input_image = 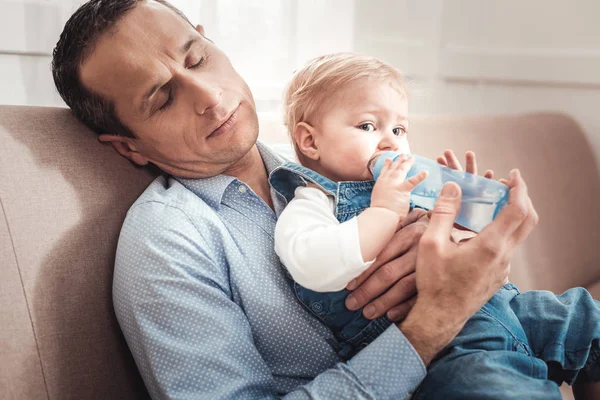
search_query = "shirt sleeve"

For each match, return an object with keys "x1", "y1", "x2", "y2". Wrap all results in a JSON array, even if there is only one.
[
  {"x1": 113, "y1": 200, "x2": 425, "y2": 400},
  {"x1": 274, "y1": 186, "x2": 375, "y2": 292}
]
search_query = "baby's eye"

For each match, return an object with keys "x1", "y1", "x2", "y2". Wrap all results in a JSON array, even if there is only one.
[
  {"x1": 393, "y1": 127, "x2": 406, "y2": 136},
  {"x1": 358, "y1": 123, "x2": 375, "y2": 132}
]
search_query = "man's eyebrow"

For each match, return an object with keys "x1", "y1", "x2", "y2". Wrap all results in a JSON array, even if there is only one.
[
  {"x1": 181, "y1": 36, "x2": 200, "y2": 54},
  {"x1": 139, "y1": 36, "x2": 201, "y2": 115}
]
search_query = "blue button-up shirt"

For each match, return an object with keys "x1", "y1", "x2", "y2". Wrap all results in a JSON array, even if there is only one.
[{"x1": 113, "y1": 142, "x2": 426, "y2": 399}]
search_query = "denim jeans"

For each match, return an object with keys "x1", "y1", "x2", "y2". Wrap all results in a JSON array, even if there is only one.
[{"x1": 414, "y1": 284, "x2": 600, "y2": 399}]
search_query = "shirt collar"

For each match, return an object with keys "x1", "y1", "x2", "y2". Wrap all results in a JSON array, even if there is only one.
[
  {"x1": 175, "y1": 141, "x2": 286, "y2": 210},
  {"x1": 257, "y1": 140, "x2": 286, "y2": 174}
]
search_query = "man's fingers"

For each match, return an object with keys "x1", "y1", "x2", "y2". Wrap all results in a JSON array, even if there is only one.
[
  {"x1": 398, "y1": 208, "x2": 428, "y2": 229},
  {"x1": 362, "y1": 273, "x2": 417, "y2": 320},
  {"x1": 511, "y1": 191, "x2": 539, "y2": 247},
  {"x1": 421, "y1": 182, "x2": 462, "y2": 245},
  {"x1": 444, "y1": 149, "x2": 463, "y2": 171},
  {"x1": 465, "y1": 151, "x2": 477, "y2": 175},
  {"x1": 346, "y1": 216, "x2": 425, "y2": 291},
  {"x1": 376, "y1": 221, "x2": 425, "y2": 266},
  {"x1": 437, "y1": 156, "x2": 448, "y2": 166},
  {"x1": 484, "y1": 170, "x2": 494, "y2": 179},
  {"x1": 387, "y1": 295, "x2": 417, "y2": 322},
  {"x1": 346, "y1": 263, "x2": 379, "y2": 291},
  {"x1": 346, "y1": 249, "x2": 417, "y2": 310},
  {"x1": 476, "y1": 169, "x2": 530, "y2": 252}
]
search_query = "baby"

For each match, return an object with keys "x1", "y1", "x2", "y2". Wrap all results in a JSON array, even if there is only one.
[{"x1": 268, "y1": 53, "x2": 600, "y2": 398}]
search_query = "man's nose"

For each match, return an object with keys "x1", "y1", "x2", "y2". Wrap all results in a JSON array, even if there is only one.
[{"x1": 185, "y1": 75, "x2": 222, "y2": 115}]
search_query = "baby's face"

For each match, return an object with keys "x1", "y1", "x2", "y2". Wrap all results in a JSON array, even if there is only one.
[{"x1": 312, "y1": 78, "x2": 410, "y2": 182}]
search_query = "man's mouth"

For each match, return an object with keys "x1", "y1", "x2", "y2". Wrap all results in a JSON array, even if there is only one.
[{"x1": 208, "y1": 105, "x2": 240, "y2": 139}]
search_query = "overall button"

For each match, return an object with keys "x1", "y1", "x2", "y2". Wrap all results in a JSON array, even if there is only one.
[{"x1": 238, "y1": 185, "x2": 247, "y2": 193}]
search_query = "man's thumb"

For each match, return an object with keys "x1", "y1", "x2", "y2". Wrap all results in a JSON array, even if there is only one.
[{"x1": 426, "y1": 183, "x2": 462, "y2": 242}]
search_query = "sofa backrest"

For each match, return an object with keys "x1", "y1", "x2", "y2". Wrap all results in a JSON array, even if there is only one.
[{"x1": 0, "y1": 106, "x2": 153, "y2": 399}]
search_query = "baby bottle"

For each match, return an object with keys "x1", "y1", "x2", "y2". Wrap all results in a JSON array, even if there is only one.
[{"x1": 369, "y1": 151, "x2": 509, "y2": 232}]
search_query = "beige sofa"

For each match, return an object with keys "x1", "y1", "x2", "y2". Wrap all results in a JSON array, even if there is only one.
[{"x1": 1, "y1": 106, "x2": 599, "y2": 399}]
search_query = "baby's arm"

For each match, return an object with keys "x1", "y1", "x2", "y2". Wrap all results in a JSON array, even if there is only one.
[
  {"x1": 358, "y1": 156, "x2": 428, "y2": 261},
  {"x1": 275, "y1": 187, "x2": 375, "y2": 292},
  {"x1": 274, "y1": 157, "x2": 426, "y2": 292}
]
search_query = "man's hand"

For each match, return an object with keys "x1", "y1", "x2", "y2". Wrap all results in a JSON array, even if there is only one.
[
  {"x1": 345, "y1": 208, "x2": 429, "y2": 322},
  {"x1": 399, "y1": 169, "x2": 539, "y2": 365}
]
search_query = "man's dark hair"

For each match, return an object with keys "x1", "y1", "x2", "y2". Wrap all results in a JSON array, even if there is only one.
[{"x1": 52, "y1": 0, "x2": 192, "y2": 138}]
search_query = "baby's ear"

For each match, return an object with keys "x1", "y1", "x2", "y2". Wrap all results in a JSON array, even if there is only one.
[{"x1": 293, "y1": 122, "x2": 320, "y2": 161}]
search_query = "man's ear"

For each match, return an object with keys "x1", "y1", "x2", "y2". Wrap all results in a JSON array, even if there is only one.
[
  {"x1": 98, "y1": 134, "x2": 149, "y2": 166},
  {"x1": 196, "y1": 24, "x2": 214, "y2": 43},
  {"x1": 293, "y1": 122, "x2": 320, "y2": 161},
  {"x1": 196, "y1": 25, "x2": 214, "y2": 43}
]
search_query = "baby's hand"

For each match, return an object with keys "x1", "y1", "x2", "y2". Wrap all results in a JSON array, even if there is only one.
[
  {"x1": 371, "y1": 155, "x2": 428, "y2": 219},
  {"x1": 437, "y1": 149, "x2": 494, "y2": 179}
]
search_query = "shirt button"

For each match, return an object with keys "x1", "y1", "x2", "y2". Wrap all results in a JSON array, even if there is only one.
[{"x1": 238, "y1": 185, "x2": 247, "y2": 193}]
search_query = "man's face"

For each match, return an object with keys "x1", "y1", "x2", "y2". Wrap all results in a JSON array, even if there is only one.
[{"x1": 80, "y1": 1, "x2": 259, "y2": 178}]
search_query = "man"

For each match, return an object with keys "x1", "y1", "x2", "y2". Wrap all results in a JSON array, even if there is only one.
[{"x1": 52, "y1": 1, "x2": 538, "y2": 398}]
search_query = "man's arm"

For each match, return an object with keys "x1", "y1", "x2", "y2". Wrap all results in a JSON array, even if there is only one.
[{"x1": 114, "y1": 201, "x2": 426, "y2": 399}]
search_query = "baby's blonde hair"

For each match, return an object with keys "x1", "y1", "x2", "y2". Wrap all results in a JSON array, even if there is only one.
[{"x1": 283, "y1": 52, "x2": 407, "y2": 157}]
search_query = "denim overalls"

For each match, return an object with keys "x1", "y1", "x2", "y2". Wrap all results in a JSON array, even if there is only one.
[{"x1": 269, "y1": 161, "x2": 400, "y2": 359}]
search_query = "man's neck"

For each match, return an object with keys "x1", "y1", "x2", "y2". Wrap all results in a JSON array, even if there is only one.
[{"x1": 224, "y1": 144, "x2": 274, "y2": 210}]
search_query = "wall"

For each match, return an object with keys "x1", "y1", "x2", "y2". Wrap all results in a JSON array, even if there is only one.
[{"x1": 0, "y1": 0, "x2": 80, "y2": 106}]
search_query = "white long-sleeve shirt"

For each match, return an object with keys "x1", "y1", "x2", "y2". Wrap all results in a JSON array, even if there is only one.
[{"x1": 275, "y1": 186, "x2": 375, "y2": 292}]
